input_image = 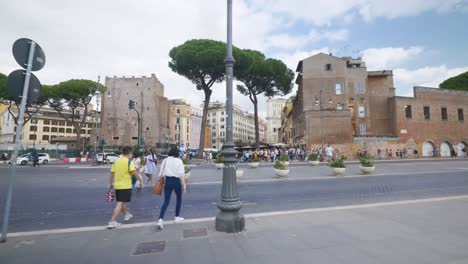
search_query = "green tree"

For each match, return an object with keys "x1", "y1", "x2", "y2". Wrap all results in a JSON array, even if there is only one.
[
  {"x1": 0, "y1": 72, "x2": 50, "y2": 136},
  {"x1": 236, "y1": 49, "x2": 294, "y2": 146},
  {"x1": 169, "y1": 39, "x2": 231, "y2": 157},
  {"x1": 439, "y1": 71, "x2": 468, "y2": 91},
  {"x1": 46, "y1": 79, "x2": 106, "y2": 149}
]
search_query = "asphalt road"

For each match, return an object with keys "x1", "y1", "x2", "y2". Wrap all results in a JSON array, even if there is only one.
[{"x1": 0, "y1": 159, "x2": 467, "y2": 233}]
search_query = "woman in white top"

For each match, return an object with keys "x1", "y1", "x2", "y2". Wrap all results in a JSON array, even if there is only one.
[
  {"x1": 157, "y1": 147, "x2": 186, "y2": 229},
  {"x1": 144, "y1": 149, "x2": 157, "y2": 184}
]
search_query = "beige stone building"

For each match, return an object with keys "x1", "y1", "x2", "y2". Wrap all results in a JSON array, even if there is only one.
[
  {"x1": 207, "y1": 101, "x2": 265, "y2": 150},
  {"x1": 0, "y1": 105, "x2": 97, "y2": 149},
  {"x1": 266, "y1": 98, "x2": 286, "y2": 143},
  {"x1": 169, "y1": 99, "x2": 192, "y2": 149},
  {"x1": 100, "y1": 74, "x2": 170, "y2": 147}
]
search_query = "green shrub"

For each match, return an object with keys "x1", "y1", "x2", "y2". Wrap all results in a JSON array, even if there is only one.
[
  {"x1": 214, "y1": 156, "x2": 224, "y2": 164},
  {"x1": 359, "y1": 155, "x2": 374, "y2": 167},
  {"x1": 309, "y1": 153, "x2": 319, "y2": 161},
  {"x1": 274, "y1": 160, "x2": 287, "y2": 170},
  {"x1": 329, "y1": 156, "x2": 346, "y2": 168},
  {"x1": 279, "y1": 154, "x2": 289, "y2": 162}
]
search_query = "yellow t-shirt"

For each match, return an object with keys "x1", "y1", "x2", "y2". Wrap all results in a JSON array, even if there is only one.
[{"x1": 111, "y1": 156, "x2": 136, "y2": 190}]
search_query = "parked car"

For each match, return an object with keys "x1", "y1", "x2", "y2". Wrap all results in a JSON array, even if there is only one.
[
  {"x1": 104, "y1": 153, "x2": 119, "y2": 164},
  {"x1": 9, "y1": 153, "x2": 50, "y2": 165}
]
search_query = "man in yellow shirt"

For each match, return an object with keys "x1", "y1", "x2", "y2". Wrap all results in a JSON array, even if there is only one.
[{"x1": 107, "y1": 146, "x2": 143, "y2": 229}]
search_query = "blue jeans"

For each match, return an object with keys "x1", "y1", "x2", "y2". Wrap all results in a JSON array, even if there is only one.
[{"x1": 158, "y1": 176, "x2": 182, "y2": 219}]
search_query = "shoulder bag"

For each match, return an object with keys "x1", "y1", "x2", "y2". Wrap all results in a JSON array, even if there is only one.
[{"x1": 152, "y1": 159, "x2": 166, "y2": 195}]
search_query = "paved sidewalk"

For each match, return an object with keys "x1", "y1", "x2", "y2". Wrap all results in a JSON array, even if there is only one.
[{"x1": 2, "y1": 196, "x2": 468, "y2": 264}]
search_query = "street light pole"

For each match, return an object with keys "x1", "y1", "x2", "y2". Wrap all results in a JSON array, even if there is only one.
[{"x1": 215, "y1": 0, "x2": 245, "y2": 233}]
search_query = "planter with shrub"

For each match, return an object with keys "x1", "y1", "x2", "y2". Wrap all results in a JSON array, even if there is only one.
[
  {"x1": 214, "y1": 156, "x2": 224, "y2": 169},
  {"x1": 274, "y1": 160, "x2": 289, "y2": 178},
  {"x1": 329, "y1": 156, "x2": 346, "y2": 176},
  {"x1": 249, "y1": 157, "x2": 260, "y2": 168},
  {"x1": 359, "y1": 155, "x2": 375, "y2": 175},
  {"x1": 308, "y1": 153, "x2": 320, "y2": 166}
]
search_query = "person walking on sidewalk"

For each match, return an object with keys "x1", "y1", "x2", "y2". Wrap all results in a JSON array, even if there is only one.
[
  {"x1": 144, "y1": 149, "x2": 157, "y2": 184},
  {"x1": 107, "y1": 146, "x2": 143, "y2": 229},
  {"x1": 157, "y1": 147, "x2": 187, "y2": 229}
]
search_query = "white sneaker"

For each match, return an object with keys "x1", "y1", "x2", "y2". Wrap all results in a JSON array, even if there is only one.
[
  {"x1": 174, "y1": 217, "x2": 184, "y2": 223},
  {"x1": 157, "y1": 219, "x2": 164, "y2": 229},
  {"x1": 124, "y1": 213, "x2": 133, "y2": 221},
  {"x1": 107, "y1": 221, "x2": 121, "y2": 229}
]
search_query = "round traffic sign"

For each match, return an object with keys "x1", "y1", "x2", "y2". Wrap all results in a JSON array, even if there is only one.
[
  {"x1": 12, "y1": 38, "x2": 46, "y2": 71},
  {"x1": 6, "y1": 70, "x2": 42, "y2": 104}
]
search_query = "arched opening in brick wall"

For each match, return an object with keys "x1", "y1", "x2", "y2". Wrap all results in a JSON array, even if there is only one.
[
  {"x1": 440, "y1": 141, "x2": 454, "y2": 157},
  {"x1": 457, "y1": 141, "x2": 467, "y2": 157},
  {"x1": 422, "y1": 141, "x2": 435, "y2": 157}
]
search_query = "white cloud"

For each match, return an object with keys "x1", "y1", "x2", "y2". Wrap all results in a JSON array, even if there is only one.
[
  {"x1": 265, "y1": 29, "x2": 348, "y2": 50},
  {"x1": 361, "y1": 46, "x2": 424, "y2": 70},
  {"x1": 308, "y1": 29, "x2": 349, "y2": 42},
  {"x1": 394, "y1": 65, "x2": 468, "y2": 96},
  {"x1": 252, "y1": 0, "x2": 467, "y2": 25}
]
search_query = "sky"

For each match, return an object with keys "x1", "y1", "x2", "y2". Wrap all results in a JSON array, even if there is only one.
[{"x1": 1, "y1": 0, "x2": 467, "y2": 118}]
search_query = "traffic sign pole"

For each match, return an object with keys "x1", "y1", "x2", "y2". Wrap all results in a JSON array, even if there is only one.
[{"x1": 1, "y1": 41, "x2": 36, "y2": 243}]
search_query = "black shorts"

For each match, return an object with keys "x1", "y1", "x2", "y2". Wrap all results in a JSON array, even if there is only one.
[{"x1": 115, "y1": 189, "x2": 132, "y2": 202}]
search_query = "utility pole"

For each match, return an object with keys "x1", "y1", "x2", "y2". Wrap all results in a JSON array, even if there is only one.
[
  {"x1": 215, "y1": 0, "x2": 245, "y2": 233},
  {"x1": 93, "y1": 76, "x2": 100, "y2": 165}
]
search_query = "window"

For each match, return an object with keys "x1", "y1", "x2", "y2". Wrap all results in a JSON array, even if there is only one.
[
  {"x1": 66, "y1": 128, "x2": 72, "y2": 133},
  {"x1": 42, "y1": 135, "x2": 49, "y2": 140},
  {"x1": 43, "y1": 127, "x2": 50, "y2": 132},
  {"x1": 404, "y1": 105, "x2": 412, "y2": 118},
  {"x1": 52, "y1": 121, "x2": 58, "y2": 125},
  {"x1": 176, "y1": 109, "x2": 180, "y2": 114},
  {"x1": 176, "y1": 118, "x2": 180, "y2": 124},
  {"x1": 43, "y1": 120, "x2": 50, "y2": 125},
  {"x1": 51, "y1": 135, "x2": 57, "y2": 139},
  {"x1": 207, "y1": 120, "x2": 210, "y2": 124},
  {"x1": 273, "y1": 128, "x2": 276, "y2": 132},
  {"x1": 337, "y1": 104, "x2": 343, "y2": 110},
  {"x1": 359, "y1": 123, "x2": 366, "y2": 135},
  {"x1": 113, "y1": 136, "x2": 119, "y2": 140},
  {"x1": 187, "y1": 126, "x2": 189, "y2": 133},
  {"x1": 51, "y1": 127, "x2": 58, "y2": 132},
  {"x1": 212, "y1": 140, "x2": 216, "y2": 144},
  {"x1": 29, "y1": 135, "x2": 37, "y2": 140},
  {"x1": 424, "y1": 106, "x2": 430, "y2": 120},
  {"x1": 358, "y1": 105, "x2": 365, "y2": 118},
  {"x1": 132, "y1": 137, "x2": 138, "y2": 140},
  {"x1": 75, "y1": 110, "x2": 80, "y2": 115},
  {"x1": 325, "y1": 63, "x2": 332, "y2": 71},
  {"x1": 221, "y1": 118, "x2": 225, "y2": 122},
  {"x1": 67, "y1": 122, "x2": 72, "y2": 126},
  {"x1": 221, "y1": 112, "x2": 224, "y2": 115},
  {"x1": 59, "y1": 128, "x2": 65, "y2": 133},
  {"x1": 213, "y1": 113, "x2": 216, "y2": 116},
  {"x1": 59, "y1": 121, "x2": 65, "y2": 126},
  {"x1": 357, "y1": 82, "x2": 365, "y2": 95},
  {"x1": 458, "y1": 109, "x2": 464, "y2": 121},
  {"x1": 212, "y1": 119, "x2": 215, "y2": 123},
  {"x1": 30, "y1": 125, "x2": 37, "y2": 131},
  {"x1": 212, "y1": 132, "x2": 216, "y2": 137},
  {"x1": 441, "y1": 107, "x2": 448, "y2": 120},
  {"x1": 81, "y1": 129, "x2": 85, "y2": 134},
  {"x1": 220, "y1": 125, "x2": 225, "y2": 129},
  {"x1": 335, "y1": 83, "x2": 344, "y2": 95},
  {"x1": 73, "y1": 129, "x2": 76, "y2": 133}
]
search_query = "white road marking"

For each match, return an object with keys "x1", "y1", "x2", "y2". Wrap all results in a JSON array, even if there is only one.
[
  {"x1": 188, "y1": 168, "x2": 468, "y2": 185},
  {"x1": 7, "y1": 194, "x2": 468, "y2": 238}
]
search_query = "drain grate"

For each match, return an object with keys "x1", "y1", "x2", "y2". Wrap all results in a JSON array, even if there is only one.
[
  {"x1": 183, "y1": 228, "x2": 208, "y2": 239},
  {"x1": 133, "y1": 241, "x2": 166, "y2": 255}
]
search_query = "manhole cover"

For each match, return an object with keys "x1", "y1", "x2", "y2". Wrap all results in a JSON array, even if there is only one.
[
  {"x1": 132, "y1": 241, "x2": 166, "y2": 256},
  {"x1": 183, "y1": 228, "x2": 208, "y2": 239}
]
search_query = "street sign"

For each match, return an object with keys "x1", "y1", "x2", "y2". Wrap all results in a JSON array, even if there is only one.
[
  {"x1": 12, "y1": 38, "x2": 46, "y2": 71},
  {"x1": 6, "y1": 70, "x2": 41, "y2": 104}
]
